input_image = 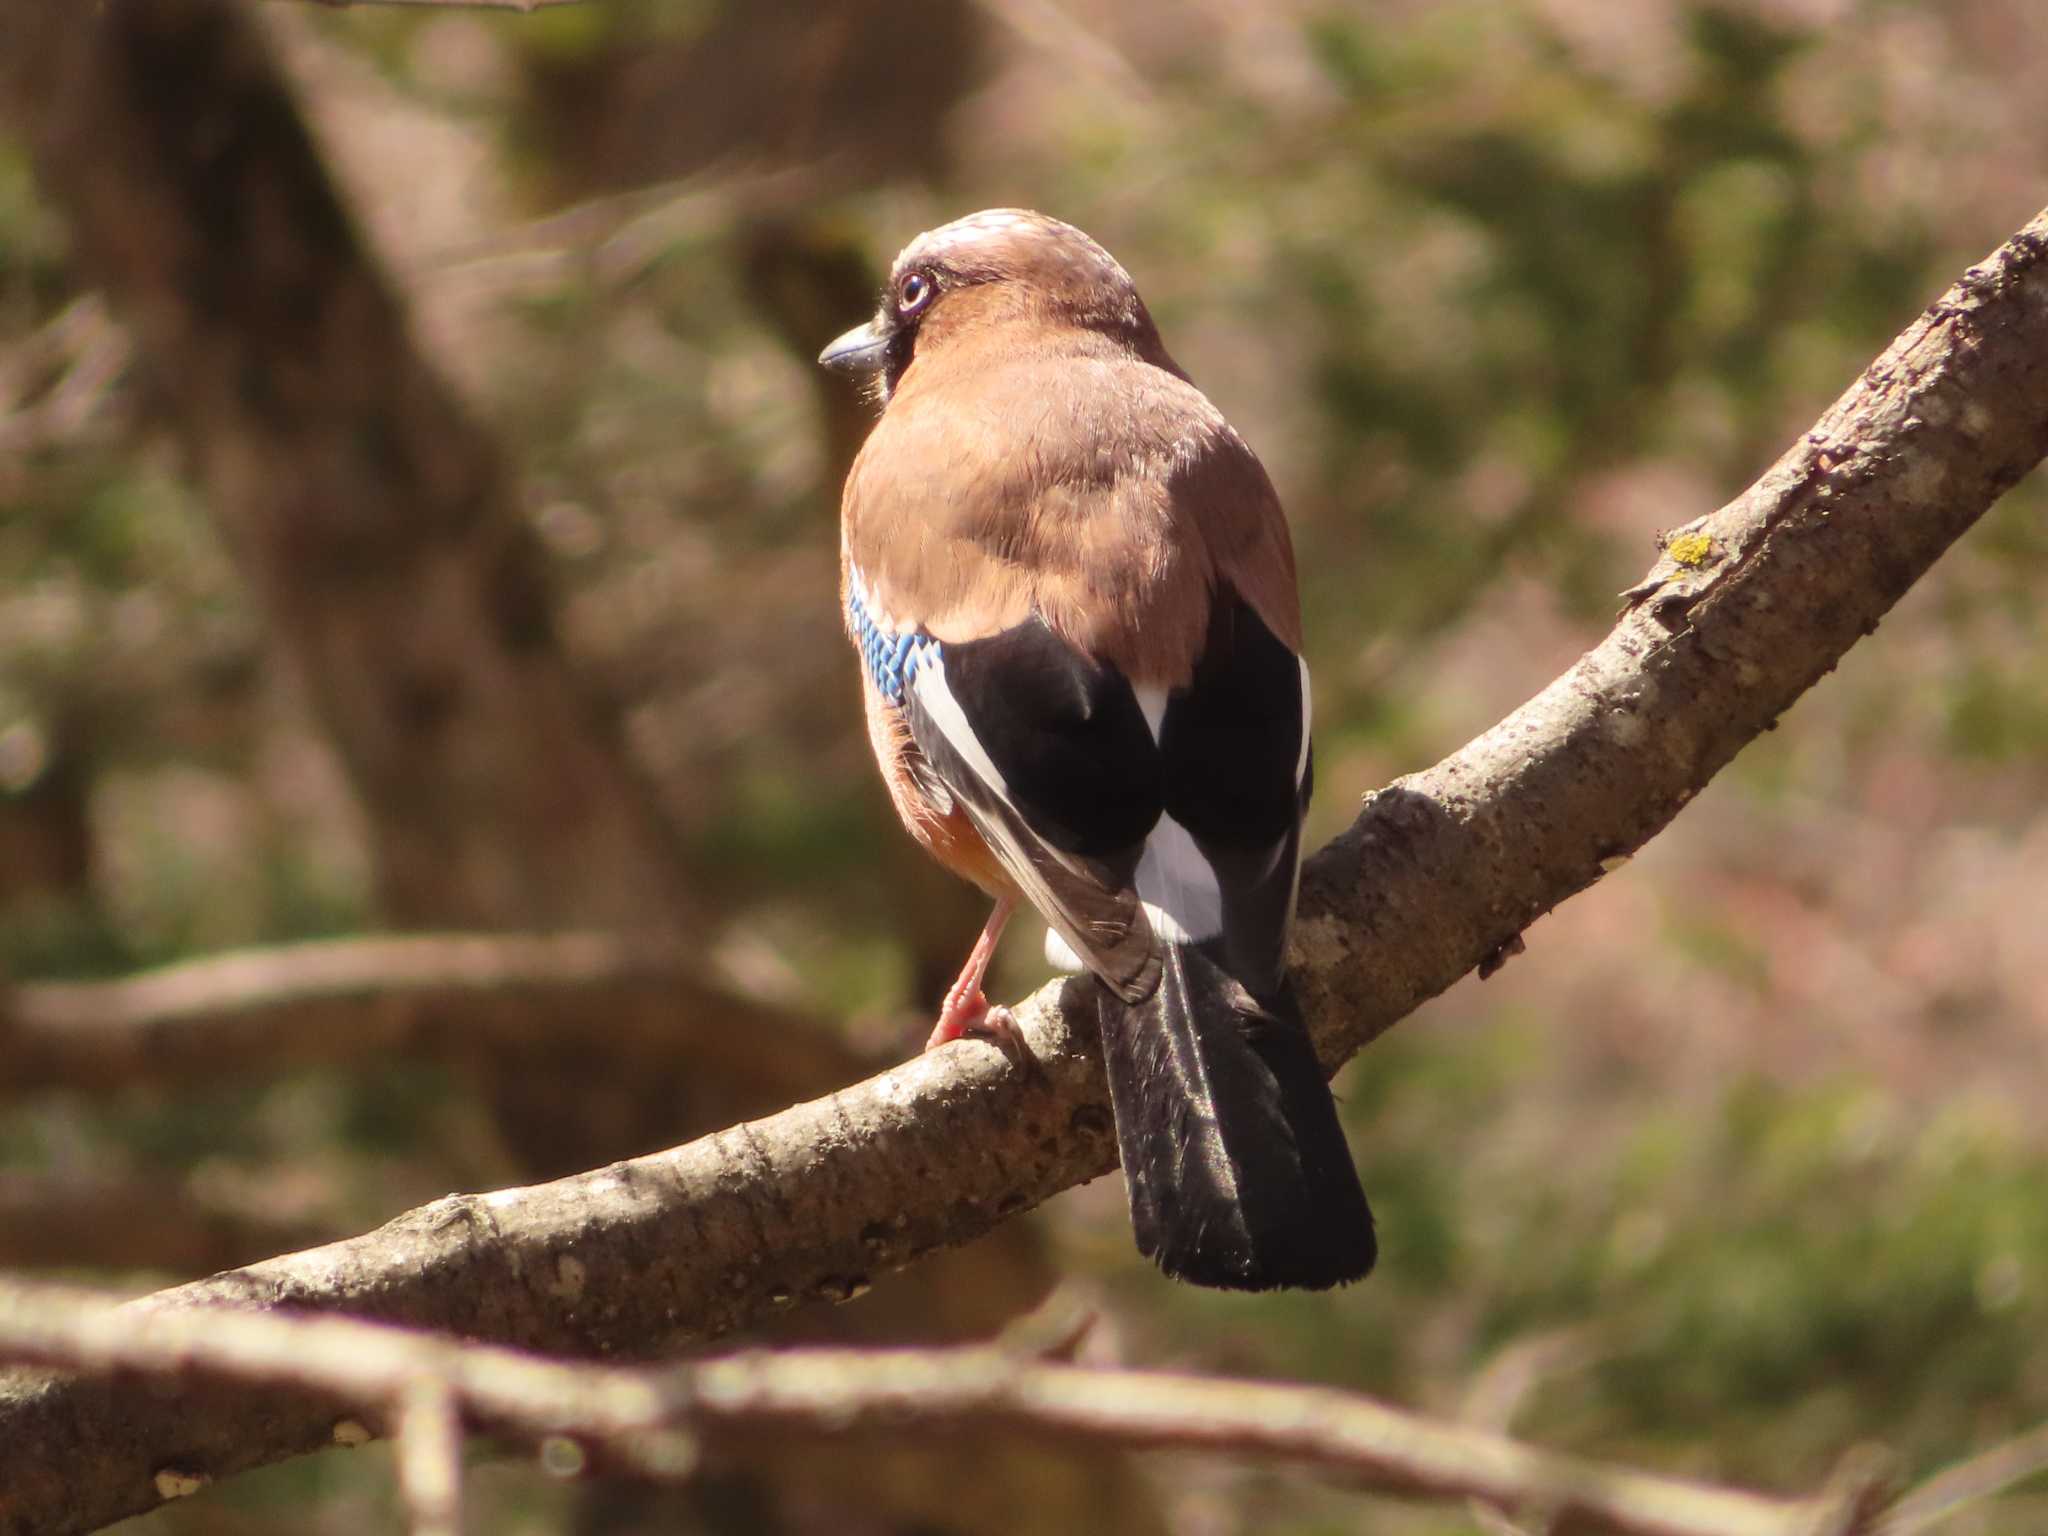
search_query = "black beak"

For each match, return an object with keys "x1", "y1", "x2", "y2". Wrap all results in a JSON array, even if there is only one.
[{"x1": 818, "y1": 318, "x2": 893, "y2": 375}]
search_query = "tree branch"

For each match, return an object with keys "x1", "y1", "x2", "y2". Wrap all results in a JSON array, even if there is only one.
[
  {"x1": 294, "y1": 0, "x2": 584, "y2": 10},
  {"x1": 1, "y1": 204, "x2": 2044, "y2": 1536},
  {"x1": 0, "y1": 932, "x2": 862, "y2": 1101},
  {"x1": 0, "y1": 1279, "x2": 1892, "y2": 1536},
  {"x1": 1877, "y1": 1423, "x2": 2048, "y2": 1536}
]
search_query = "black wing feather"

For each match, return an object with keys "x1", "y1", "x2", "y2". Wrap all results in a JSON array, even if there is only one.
[
  {"x1": 1156, "y1": 597, "x2": 1306, "y2": 993},
  {"x1": 901, "y1": 616, "x2": 1163, "y2": 999},
  {"x1": 934, "y1": 620, "x2": 1161, "y2": 856},
  {"x1": 896, "y1": 596, "x2": 1374, "y2": 1291}
]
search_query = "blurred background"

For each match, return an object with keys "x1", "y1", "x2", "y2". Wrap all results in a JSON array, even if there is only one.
[{"x1": 2, "y1": 0, "x2": 2045, "y2": 1532}]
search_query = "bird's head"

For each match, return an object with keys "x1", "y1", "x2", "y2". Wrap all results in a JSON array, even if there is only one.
[{"x1": 817, "y1": 209, "x2": 1167, "y2": 402}]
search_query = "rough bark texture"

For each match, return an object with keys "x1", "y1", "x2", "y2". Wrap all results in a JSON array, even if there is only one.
[
  {"x1": 1, "y1": 202, "x2": 2044, "y2": 1535},
  {"x1": 1, "y1": 0, "x2": 693, "y2": 934}
]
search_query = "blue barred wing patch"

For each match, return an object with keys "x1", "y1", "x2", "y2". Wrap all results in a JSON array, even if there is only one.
[{"x1": 847, "y1": 574, "x2": 939, "y2": 706}]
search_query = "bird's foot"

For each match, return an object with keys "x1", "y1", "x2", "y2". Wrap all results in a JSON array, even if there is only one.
[{"x1": 925, "y1": 992, "x2": 1031, "y2": 1068}]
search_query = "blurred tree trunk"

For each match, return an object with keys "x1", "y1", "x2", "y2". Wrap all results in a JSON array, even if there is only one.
[{"x1": 6, "y1": 0, "x2": 695, "y2": 939}]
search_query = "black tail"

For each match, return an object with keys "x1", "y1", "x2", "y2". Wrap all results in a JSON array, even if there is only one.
[{"x1": 1098, "y1": 943, "x2": 1376, "y2": 1290}]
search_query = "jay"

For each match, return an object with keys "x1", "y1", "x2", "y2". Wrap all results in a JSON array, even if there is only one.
[{"x1": 819, "y1": 210, "x2": 1375, "y2": 1292}]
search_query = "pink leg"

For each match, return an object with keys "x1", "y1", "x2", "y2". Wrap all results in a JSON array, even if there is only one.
[{"x1": 925, "y1": 895, "x2": 1029, "y2": 1064}]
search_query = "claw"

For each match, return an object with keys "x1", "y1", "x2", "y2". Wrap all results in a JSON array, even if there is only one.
[
  {"x1": 919, "y1": 894, "x2": 1030, "y2": 1066},
  {"x1": 928, "y1": 999, "x2": 1030, "y2": 1068}
]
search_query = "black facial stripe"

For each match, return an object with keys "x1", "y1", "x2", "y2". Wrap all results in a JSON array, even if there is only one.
[{"x1": 880, "y1": 317, "x2": 917, "y2": 397}]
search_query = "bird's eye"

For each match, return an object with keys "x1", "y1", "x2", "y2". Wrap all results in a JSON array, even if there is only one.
[{"x1": 897, "y1": 270, "x2": 935, "y2": 316}]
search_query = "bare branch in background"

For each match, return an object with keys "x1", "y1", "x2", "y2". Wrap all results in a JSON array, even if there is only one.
[
  {"x1": 965, "y1": 0, "x2": 1156, "y2": 104},
  {"x1": 1877, "y1": 1424, "x2": 2048, "y2": 1536},
  {"x1": 1461, "y1": 1327, "x2": 1612, "y2": 1536},
  {"x1": 0, "y1": 931, "x2": 862, "y2": 1101},
  {"x1": 393, "y1": 1378, "x2": 465, "y2": 1536},
  {"x1": 0, "y1": 294, "x2": 130, "y2": 455},
  {"x1": 0, "y1": 296, "x2": 115, "y2": 412},
  {"x1": 0, "y1": 200, "x2": 2043, "y2": 1536},
  {"x1": 423, "y1": 165, "x2": 834, "y2": 296},
  {"x1": 292, "y1": 0, "x2": 587, "y2": 11},
  {"x1": 0, "y1": 1279, "x2": 1902, "y2": 1536}
]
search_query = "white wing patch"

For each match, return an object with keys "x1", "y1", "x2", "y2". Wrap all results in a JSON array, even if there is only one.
[
  {"x1": 904, "y1": 629, "x2": 1289, "y2": 973},
  {"x1": 1296, "y1": 654, "x2": 1313, "y2": 787},
  {"x1": 1044, "y1": 926, "x2": 1085, "y2": 972},
  {"x1": 1124, "y1": 687, "x2": 1226, "y2": 943},
  {"x1": 1134, "y1": 812, "x2": 1224, "y2": 945},
  {"x1": 909, "y1": 652, "x2": 1010, "y2": 796},
  {"x1": 1133, "y1": 684, "x2": 1170, "y2": 744},
  {"x1": 1278, "y1": 653, "x2": 1311, "y2": 940},
  {"x1": 913, "y1": 648, "x2": 1144, "y2": 980}
]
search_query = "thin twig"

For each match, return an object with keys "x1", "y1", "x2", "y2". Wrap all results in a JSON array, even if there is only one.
[
  {"x1": 0, "y1": 295, "x2": 108, "y2": 409},
  {"x1": 395, "y1": 1379, "x2": 465, "y2": 1536},
  {"x1": 0, "y1": 294, "x2": 130, "y2": 454},
  {"x1": 1877, "y1": 1424, "x2": 2048, "y2": 1535},
  {"x1": 291, "y1": 0, "x2": 584, "y2": 10},
  {"x1": 3, "y1": 930, "x2": 861, "y2": 1098},
  {"x1": 16, "y1": 931, "x2": 693, "y2": 1031},
  {"x1": 967, "y1": 0, "x2": 1157, "y2": 103},
  {"x1": 0, "y1": 1279, "x2": 1863, "y2": 1536},
  {"x1": 1799, "y1": 1446, "x2": 1898, "y2": 1536},
  {"x1": 1462, "y1": 1328, "x2": 1611, "y2": 1536},
  {"x1": 420, "y1": 162, "x2": 831, "y2": 296}
]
